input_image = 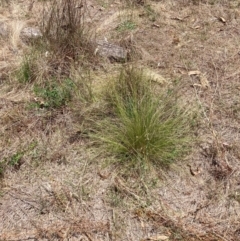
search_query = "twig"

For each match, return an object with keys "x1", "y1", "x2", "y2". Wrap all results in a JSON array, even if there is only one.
[{"x1": 114, "y1": 177, "x2": 141, "y2": 201}]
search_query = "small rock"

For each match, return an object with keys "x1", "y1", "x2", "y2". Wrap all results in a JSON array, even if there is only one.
[
  {"x1": 95, "y1": 39, "x2": 128, "y2": 62},
  {"x1": 20, "y1": 27, "x2": 42, "y2": 43},
  {"x1": 0, "y1": 22, "x2": 9, "y2": 38}
]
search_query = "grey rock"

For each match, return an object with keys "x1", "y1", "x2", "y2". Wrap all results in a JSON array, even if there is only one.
[
  {"x1": 0, "y1": 22, "x2": 9, "y2": 38},
  {"x1": 95, "y1": 39, "x2": 128, "y2": 62},
  {"x1": 20, "y1": 27, "x2": 42, "y2": 42}
]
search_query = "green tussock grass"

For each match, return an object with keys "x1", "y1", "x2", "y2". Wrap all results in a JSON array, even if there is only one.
[{"x1": 95, "y1": 67, "x2": 197, "y2": 170}]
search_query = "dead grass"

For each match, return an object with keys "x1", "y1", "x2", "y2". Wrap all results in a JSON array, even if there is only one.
[
  {"x1": 40, "y1": 0, "x2": 97, "y2": 71},
  {"x1": 0, "y1": 0, "x2": 240, "y2": 240}
]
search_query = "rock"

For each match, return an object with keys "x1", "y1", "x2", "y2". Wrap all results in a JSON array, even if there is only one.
[
  {"x1": 0, "y1": 22, "x2": 9, "y2": 38},
  {"x1": 20, "y1": 27, "x2": 42, "y2": 43},
  {"x1": 95, "y1": 39, "x2": 128, "y2": 62}
]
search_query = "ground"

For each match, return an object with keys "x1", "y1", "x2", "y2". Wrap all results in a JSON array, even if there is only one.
[{"x1": 0, "y1": 0, "x2": 240, "y2": 240}]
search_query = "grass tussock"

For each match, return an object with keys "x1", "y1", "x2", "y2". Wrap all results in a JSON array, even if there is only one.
[
  {"x1": 41, "y1": 0, "x2": 96, "y2": 70},
  {"x1": 96, "y1": 67, "x2": 197, "y2": 169},
  {"x1": 13, "y1": 0, "x2": 97, "y2": 110},
  {"x1": 15, "y1": 0, "x2": 96, "y2": 84},
  {"x1": 15, "y1": 51, "x2": 46, "y2": 84}
]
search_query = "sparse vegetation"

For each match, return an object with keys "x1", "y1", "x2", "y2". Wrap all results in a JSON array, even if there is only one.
[
  {"x1": 33, "y1": 78, "x2": 75, "y2": 109},
  {"x1": 15, "y1": 0, "x2": 96, "y2": 86},
  {"x1": 0, "y1": 142, "x2": 37, "y2": 177},
  {"x1": 116, "y1": 20, "x2": 137, "y2": 32}
]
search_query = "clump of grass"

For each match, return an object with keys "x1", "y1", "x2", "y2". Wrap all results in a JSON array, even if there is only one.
[
  {"x1": 97, "y1": 67, "x2": 196, "y2": 169},
  {"x1": 16, "y1": 0, "x2": 96, "y2": 85},
  {"x1": 41, "y1": 0, "x2": 96, "y2": 71},
  {"x1": 15, "y1": 46, "x2": 62, "y2": 86},
  {"x1": 15, "y1": 54, "x2": 36, "y2": 83},
  {"x1": 16, "y1": 57, "x2": 32, "y2": 83}
]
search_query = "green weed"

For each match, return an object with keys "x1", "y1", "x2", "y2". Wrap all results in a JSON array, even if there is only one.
[
  {"x1": 117, "y1": 20, "x2": 137, "y2": 32},
  {"x1": 9, "y1": 152, "x2": 24, "y2": 167},
  {"x1": 0, "y1": 142, "x2": 37, "y2": 176},
  {"x1": 34, "y1": 78, "x2": 75, "y2": 109},
  {"x1": 0, "y1": 162, "x2": 5, "y2": 177}
]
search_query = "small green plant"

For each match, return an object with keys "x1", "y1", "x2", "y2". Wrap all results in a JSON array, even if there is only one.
[
  {"x1": 96, "y1": 67, "x2": 196, "y2": 170},
  {"x1": 116, "y1": 20, "x2": 137, "y2": 32},
  {"x1": 0, "y1": 142, "x2": 37, "y2": 177},
  {"x1": 81, "y1": 186, "x2": 91, "y2": 201},
  {"x1": 96, "y1": 0, "x2": 110, "y2": 8},
  {"x1": 229, "y1": 192, "x2": 240, "y2": 203},
  {"x1": 123, "y1": 0, "x2": 145, "y2": 7},
  {"x1": 34, "y1": 78, "x2": 75, "y2": 108},
  {"x1": 1, "y1": 152, "x2": 24, "y2": 174},
  {"x1": 9, "y1": 152, "x2": 24, "y2": 167}
]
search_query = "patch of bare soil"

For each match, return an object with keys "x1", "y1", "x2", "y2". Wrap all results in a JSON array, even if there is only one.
[{"x1": 0, "y1": 0, "x2": 240, "y2": 240}]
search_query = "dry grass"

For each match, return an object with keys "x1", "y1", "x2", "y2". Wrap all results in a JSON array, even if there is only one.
[
  {"x1": 0, "y1": 0, "x2": 240, "y2": 240},
  {"x1": 40, "y1": 0, "x2": 97, "y2": 71}
]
